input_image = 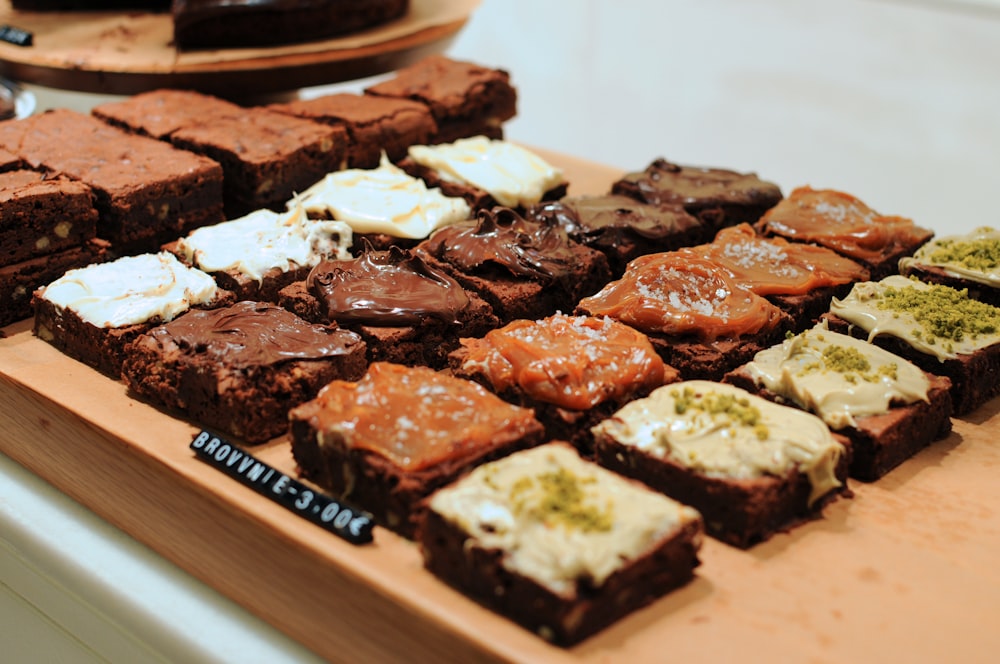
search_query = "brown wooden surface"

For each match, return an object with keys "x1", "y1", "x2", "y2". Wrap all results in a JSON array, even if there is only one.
[
  {"x1": 0, "y1": 0, "x2": 478, "y2": 96},
  {"x1": 2, "y1": 152, "x2": 1000, "y2": 663}
]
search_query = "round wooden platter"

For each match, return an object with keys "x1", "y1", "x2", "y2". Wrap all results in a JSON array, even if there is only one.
[{"x1": 0, "y1": 0, "x2": 478, "y2": 97}]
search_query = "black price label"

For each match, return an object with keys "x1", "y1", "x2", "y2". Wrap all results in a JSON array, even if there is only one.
[
  {"x1": 0, "y1": 25, "x2": 33, "y2": 47},
  {"x1": 190, "y1": 430, "x2": 374, "y2": 545}
]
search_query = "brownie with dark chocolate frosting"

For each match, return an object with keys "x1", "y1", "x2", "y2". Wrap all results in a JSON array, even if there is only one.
[
  {"x1": 121, "y1": 301, "x2": 367, "y2": 444},
  {"x1": 527, "y1": 194, "x2": 711, "y2": 277},
  {"x1": 612, "y1": 158, "x2": 783, "y2": 231},
  {"x1": 416, "y1": 207, "x2": 611, "y2": 325},
  {"x1": 278, "y1": 246, "x2": 499, "y2": 368}
]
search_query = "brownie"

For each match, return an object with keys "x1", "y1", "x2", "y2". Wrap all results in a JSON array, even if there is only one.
[
  {"x1": 898, "y1": 226, "x2": 1000, "y2": 308},
  {"x1": 288, "y1": 155, "x2": 471, "y2": 252},
  {"x1": 416, "y1": 207, "x2": 612, "y2": 325},
  {"x1": 0, "y1": 109, "x2": 225, "y2": 254},
  {"x1": 1, "y1": 170, "x2": 98, "y2": 266},
  {"x1": 289, "y1": 362, "x2": 546, "y2": 537},
  {"x1": 172, "y1": 0, "x2": 409, "y2": 50},
  {"x1": 398, "y1": 137, "x2": 568, "y2": 212},
  {"x1": 32, "y1": 252, "x2": 233, "y2": 377},
  {"x1": 449, "y1": 314, "x2": 679, "y2": 454},
  {"x1": 267, "y1": 93, "x2": 437, "y2": 169},
  {"x1": 825, "y1": 276, "x2": 1000, "y2": 415},
  {"x1": 167, "y1": 109, "x2": 348, "y2": 216},
  {"x1": 162, "y1": 206, "x2": 353, "y2": 303},
  {"x1": 92, "y1": 89, "x2": 245, "y2": 141},
  {"x1": 611, "y1": 158, "x2": 783, "y2": 231},
  {"x1": 684, "y1": 223, "x2": 870, "y2": 330},
  {"x1": 755, "y1": 186, "x2": 934, "y2": 280},
  {"x1": 724, "y1": 323, "x2": 953, "y2": 481},
  {"x1": 527, "y1": 194, "x2": 711, "y2": 277},
  {"x1": 575, "y1": 251, "x2": 791, "y2": 381},
  {"x1": 365, "y1": 55, "x2": 517, "y2": 143},
  {"x1": 592, "y1": 381, "x2": 850, "y2": 548},
  {"x1": 1, "y1": 239, "x2": 109, "y2": 329},
  {"x1": 0, "y1": 147, "x2": 25, "y2": 172},
  {"x1": 121, "y1": 301, "x2": 367, "y2": 444},
  {"x1": 277, "y1": 247, "x2": 499, "y2": 369},
  {"x1": 418, "y1": 442, "x2": 703, "y2": 645}
]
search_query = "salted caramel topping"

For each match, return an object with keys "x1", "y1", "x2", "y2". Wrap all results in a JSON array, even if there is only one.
[
  {"x1": 830, "y1": 275, "x2": 1000, "y2": 360},
  {"x1": 900, "y1": 226, "x2": 1000, "y2": 286},
  {"x1": 757, "y1": 187, "x2": 932, "y2": 264},
  {"x1": 299, "y1": 363, "x2": 541, "y2": 472},
  {"x1": 457, "y1": 314, "x2": 670, "y2": 411},
  {"x1": 745, "y1": 322, "x2": 930, "y2": 429},
  {"x1": 306, "y1": 247, "x2": 470, "y2": 326},
  {"x1": 690, "y1": 223, "x2": 868, "y2": 295},
  {"x1": 429, "y1": 443, "x2": 702, "y2": 595},
  {"x1": 577, "y1": 252, "x2": 785, "y2": 341},
  {"x1": 592, "y1": 381, "x2": 845, "y2": 506}
]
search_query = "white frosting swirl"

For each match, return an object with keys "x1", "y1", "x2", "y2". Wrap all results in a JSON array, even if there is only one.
[
  {"x1": 39, "y1": 252, "x2": 218, "y2": 328},
  {"x1": 407, "y1": 136, "x2": 566, "y2": 208},
  {"x1": 428, "y1": 443, "x2": 701, "y2": 596},
  {"x1": 288, "y1": 154, "x2": 470, "y2": 239},
  {"x1": 175, "y1": 206, "x2": 352, "y2": 282}
]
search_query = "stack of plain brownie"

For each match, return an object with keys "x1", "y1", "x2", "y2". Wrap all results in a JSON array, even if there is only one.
[{"x1": 9, "y1": 53, "x2": 997, "y2": 648}]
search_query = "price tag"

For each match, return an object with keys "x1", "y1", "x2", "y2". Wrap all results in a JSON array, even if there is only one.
[{"x1": 190, "y1": 430, "x2": 374, "y2": 545}]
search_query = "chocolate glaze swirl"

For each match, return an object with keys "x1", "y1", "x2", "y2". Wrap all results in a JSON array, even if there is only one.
[
  {"x1": 420, "y1": 207, "x2": 577, "y2": 284},
  {"x1": 530, "y1": 194, "x2": 702, "y2": 243},
  {"x1": 145, "y1": 301, "x2": 362, "y2": 369},
  {"x1": 307, "y1": 246, "x2": 470, "y2": 326}
]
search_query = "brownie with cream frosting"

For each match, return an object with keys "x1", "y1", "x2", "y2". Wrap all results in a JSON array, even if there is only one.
[
  {"x1": 289, "y1": 362, "x2": 546, "y2": 536},
  {"x1": 122, "y1": 301, "x2": 367, "y2": 444},
  {"x1": 612, "y1": 158, "x2": 783, "y2": 231},
  {"x1": 277, "y1": 246, "x2": 499, "y2": 369},
  {"x1": 449, "y1": 314, "x2": 679, "y2": 454},
  {"x1": 418, "y1": 442, "x2": 703, "y2": 645},
  {"x1": 592, "y1": 381, "x2": 850, "y2": 548},
  {"x1": 898, "y1": 226, "x2": 1000, "y2": 308},
  {"x1": 416, "y1": 207, "x2": 611, "y2": 325},
  {"x1": 365, "y1": 55, "x2": 517, "y2": 143}
]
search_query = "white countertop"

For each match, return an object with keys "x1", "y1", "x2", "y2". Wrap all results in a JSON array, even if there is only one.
[{"x1": 3, "y1": 1, "x2": 999, "y2": 661}]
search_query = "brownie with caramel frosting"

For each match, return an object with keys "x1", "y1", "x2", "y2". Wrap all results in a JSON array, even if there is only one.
[
  {"x1": 121, "y1": 301, "x2": 367, "y2": 444},
  {"x1": 416, "y1": 207, "x2": 611, "y2": 325},
  {"x1": 277, "y1": 246, "x2": 499, "y2": 369},
  {"x1": 289, "y1": 362, "x2": 546, "y2": 537}
]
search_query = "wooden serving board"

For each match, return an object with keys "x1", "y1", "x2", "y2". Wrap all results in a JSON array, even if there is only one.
[
  {"x1": 0, "y1": 0, "x2": 478, "y2": 96},
  {"x1": 2, "y1": 152, "x2": 1000, "y2": 663}
]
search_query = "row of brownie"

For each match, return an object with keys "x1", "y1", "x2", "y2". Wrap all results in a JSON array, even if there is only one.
[{"x1": 0, "y1": 55, "x2": 516, "y2": 328}]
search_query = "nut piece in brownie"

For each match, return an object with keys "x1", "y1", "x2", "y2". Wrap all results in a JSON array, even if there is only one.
[
  {"x1": 163, "y1": 205, "x2": 353, "y2": 303},
  {"x1": 415, "y1": 207, "x2": 611, "y2": 324},
  {"x1": 0, "y1": 109, "x2": 224, "y2": 254},
  {"x1": 32, "y1": 252, "x2": 232, "y2": 377},
  {"x1": 449, "y1": 314, "x2": 680, "y2": 454},
  {"x1": 418, "y1": 442, "x2": 703, "y2": 646},
  {"x1": 725, "y1": 322, "x2": 953, "y2": 481},
  {"x1": 592, "y1": 380, "x2": 849, "y2": 548},
  {"x1": 122, "y1": 301, "x2": 366, "y2": 445},
  {"x1": 1, "y1": 239, "x2": 110, "y2": 329},
  {"x1": 172, "y1": 0, "x2": 409, "y2": 50},
  {"x1": 365, "y1": 55, "x2": 517, "y2": 143},
  {"x1": 289, "y1": 362, "x2": 546, "y2": 537},
  {"x1": 399, "y1": 136, "x2": 567, "y2": 212},
  {"x1": 527, "y1": 194, "x2": 710, "y2": 277},
  {"x1": 755, "y1": 186, "x2": 934, "y2": 280},
  {"x1": 898, "y1": 226, "x2": 1000, "y2": 308},
  {"x1": 611, "y1": 157, "x2": 783, "y2": 231},
  {"x1": 576, "y1": 252, "x2": 791, "y2": 381},
  {"x1": 288, "y1": 154, "x2": 470, "y2": 252},
  {"x1": 683, "y1": 223, "x2": 870, "y2": 330},
  {"x1": 267, "y1": 93, "x2": 437, "y2": 169},
  {"x1": 278, "y1": 246, "x2": 499, "y2": 369},
  {"x1": 1, "y1": 169, "x2": 98, "y2": 265},
  {"x1": 826, "y1": 275, "x2": 1000, "y2": 415}
]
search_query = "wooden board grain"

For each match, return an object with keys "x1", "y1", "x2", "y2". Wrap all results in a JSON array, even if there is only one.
[
  {"x1": 2, "y1": 152, "x2": 1000, "y2": 663},
  {"x1": 0, "y1": 0, "x2": 478, "y2": 96}
]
